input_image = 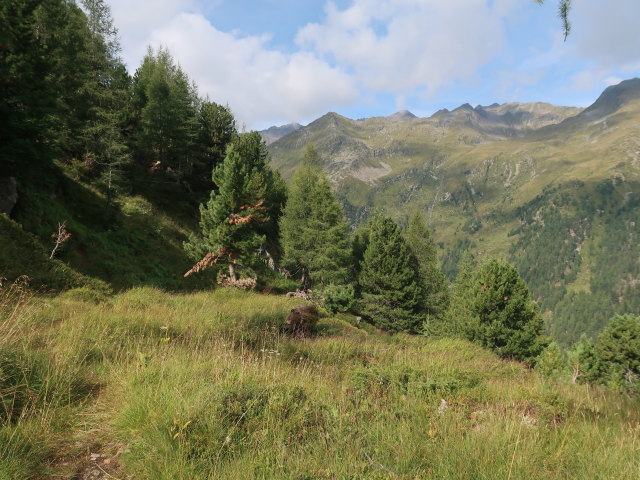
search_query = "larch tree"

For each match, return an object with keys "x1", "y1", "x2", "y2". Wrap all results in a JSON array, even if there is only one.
[
  {"x1": 280, "y1": 144, "x2": 351, "y2": 288},
  {"x1": 131, "y1": 47, "x2": 199, "y2": 178},
  {"x1": 404, "y1": 212, "x2": 450, "y2": 328},
  {"x1": 358, "y1": 213, "x2": 421, "y2": 333}
]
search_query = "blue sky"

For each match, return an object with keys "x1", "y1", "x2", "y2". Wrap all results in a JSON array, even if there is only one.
[{"x1": 108, "y1": 0, "x2": 640, "y2": 130}]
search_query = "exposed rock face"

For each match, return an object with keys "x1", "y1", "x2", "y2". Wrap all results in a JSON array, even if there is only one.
[
  {"x1": 285, "y1": 305, "x2": 319, "y2": 337},
  {"x1": 0, "y1": 177, "x2": 18, "y2": 215}
]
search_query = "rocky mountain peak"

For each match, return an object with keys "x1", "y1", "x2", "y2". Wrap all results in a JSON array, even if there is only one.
[
  {"x1": 579, "y1": 78, "x2": 640, "y2": 119},
  {"x1": 387, "y1": 110, "x2": 418, "y2": 121}
]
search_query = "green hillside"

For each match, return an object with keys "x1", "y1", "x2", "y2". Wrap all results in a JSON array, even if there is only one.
[{"x1": 268, "y1": 79, "x2": 640, "y2": 344}]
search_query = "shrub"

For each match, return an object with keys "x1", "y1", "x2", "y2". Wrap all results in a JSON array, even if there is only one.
[
  {"x1": 535, "y1": 342, "x2": 567, "y2": 378},
  {"x1": 323, "y1": 284, "x2": 354, "y2": 314}
]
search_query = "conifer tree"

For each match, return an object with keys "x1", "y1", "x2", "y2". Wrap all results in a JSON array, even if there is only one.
[
  {"x1": 465, "y1": 258, "x2": 547, "y2": 363},
  {"x1": 131, "y1": 47, "x2": 198, "y2": 178},
  {"x1": 592, "y1": 314, "x2": 640, "y2": 392},
  {"x1": 280, "y1": 145, "x2": 351, "y2": 288},
  {"x1": 233, "y1": 132, "x2": 287, "y2": 262},
  {"x1": 404, "y1": 213, "x2": 450, "y2": 326},
  {"x1": 184, "y1": 143, "x2": 275, "y2": 281},
  {"x1": 78, "y1": 0, "x2": 131, "y2": 199},
  {"x1": 192, "y1": 101, "x2": 237, "y2": 194},
  {"x1": 442, "y1": 250, "x2": 477, "y2": 337},
  {"x1": 358, "y1": 214, "x2": 421, "y2": 333}
]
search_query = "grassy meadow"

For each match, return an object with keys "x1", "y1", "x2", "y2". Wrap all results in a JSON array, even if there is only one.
[{"x1": 1, "y1": 283, "x2": 639, "y2": 479}]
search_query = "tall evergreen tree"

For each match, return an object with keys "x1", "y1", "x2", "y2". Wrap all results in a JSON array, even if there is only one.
[
  {"x1": 404, "y1": 213, "x2": 450, "y2": 326},
  {"x1": 280, "y1": 145, "x2": 351, "y2": 288},
  {"x1": 131, "y1": 47, "x2": 199, "y2": 178},
  {"x1": 191, "y1": 101, "x2": 237, "y2": 195},
  {"x1": 77, "y1": 0, "x2": 131, "y2": 199},
  {"x1": 184, "y1": 137, "x2": 283, "y2": 281},
  {"x1": 358, "y1": 214, "x2": 421, "y2": 333},
  {"x1": 232, "y1": 132, "x2": 287, "y2": 262},
  {"x1": 442, "y1": 250, "x2": 477, "y2": 337}
]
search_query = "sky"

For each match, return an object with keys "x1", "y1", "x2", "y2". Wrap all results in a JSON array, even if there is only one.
[{"x1": 107, "y1": 0, "x2": 640, "y2": 130}]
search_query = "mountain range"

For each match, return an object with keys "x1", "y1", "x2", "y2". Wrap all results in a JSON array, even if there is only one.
[{"x1": 263, "y1": 78, "x2": 640, "y2": 344}]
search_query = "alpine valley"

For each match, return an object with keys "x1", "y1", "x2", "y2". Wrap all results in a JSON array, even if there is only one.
[{"x1": 265, "y1": 78, "x2": 640, "y2": 345}]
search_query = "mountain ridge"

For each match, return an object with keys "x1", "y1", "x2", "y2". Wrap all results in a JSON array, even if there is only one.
[{"x1": 267, "y1": 78, "x2": 640, "y2": 344}]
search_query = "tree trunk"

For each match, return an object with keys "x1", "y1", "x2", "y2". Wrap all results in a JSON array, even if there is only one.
[{"x1": 228, "y1": 262, "x2": 237, "y2": 282}]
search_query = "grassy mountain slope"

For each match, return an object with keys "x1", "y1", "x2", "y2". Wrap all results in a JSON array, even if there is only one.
[
  {"x1": 1, "y1": 286, "x2": 638, "y2": 479},
  {"x1": 5, "y1": 163, "x2": 218, "y2": 292},
  {"x1": 268, "y1": 79, "x2": 640, "y2": 343}
]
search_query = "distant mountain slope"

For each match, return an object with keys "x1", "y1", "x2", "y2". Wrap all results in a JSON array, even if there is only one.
[
  {"x1": 268, "y1": 79, "x2": 640, "y2": 344},
  {"x1": 259, "y1": 123, "x2": 303, "y2": 145}
]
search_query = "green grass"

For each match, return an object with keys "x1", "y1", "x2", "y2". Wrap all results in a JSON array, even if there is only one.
[
  {"x1": 10, "y1": 165, "x2": 218, "y2": 292},
  {"x1": 1, "y1": 284, "x2": 639, "y2": 479}
]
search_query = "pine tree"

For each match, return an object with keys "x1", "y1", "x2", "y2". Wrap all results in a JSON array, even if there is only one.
[
  {"x1": 465, "y1": 258, "x2": 547, "y2": 363},
  {"x1": 232, "y1": 132, "x2": 287, "y2": 263},
  {"x1": 184, "y1": 144, "x2": 272, "y2": 281},
  {"x1": 593, "y1": 314, "x2": 640, "y2": 392},
  {"x1": 280, "y1": 145, "x2": 351, "y2": 288},
  {"x1": 358, "y1": 214, "x2": 421, "y2": 333},
  {"x1": 404, "y1": 213, "x2": 450, "y2": 328}
]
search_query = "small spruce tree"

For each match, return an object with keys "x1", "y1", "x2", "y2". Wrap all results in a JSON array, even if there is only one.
[
  {"x1": 593, "y1": 314, "x2": 640, "y2": 392},
  {"x1": 358, "y1": 214, "x2": 421, "y2": 333},
  {"x1": 442, "y1": 250, "x2": 477, "y2": 337},
  {"x1": 465, "y1": 258, "x2": 547, "y2": 363}
]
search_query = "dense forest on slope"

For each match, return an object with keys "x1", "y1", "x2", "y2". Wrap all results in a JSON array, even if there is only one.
[{"x1": 1, "y1": 0, "x2": 244, "y2": 290}]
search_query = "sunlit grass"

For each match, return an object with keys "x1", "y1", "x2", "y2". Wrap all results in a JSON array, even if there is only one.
[{"x1": 1, "y1": 284, "x2": 639, "y2": 479}]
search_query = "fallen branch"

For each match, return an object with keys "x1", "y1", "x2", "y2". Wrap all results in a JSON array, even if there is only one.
[{"x1": 184, "y1": 249, "x2": 226, "y2": 277}]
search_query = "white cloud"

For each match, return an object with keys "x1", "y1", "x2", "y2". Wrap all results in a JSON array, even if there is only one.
[
  {"x1": 296, "y1": 0, "x2": 513, "y2": 99},
  {"x1": 146, "y1": 13, "x2": 358, "y2": 129},
  {"x1": 109, "y1": 0, "x2": 199, "y2": 69},
  {"x1": 571, "y1": 0, "x2": 640, "y2": 72}
]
